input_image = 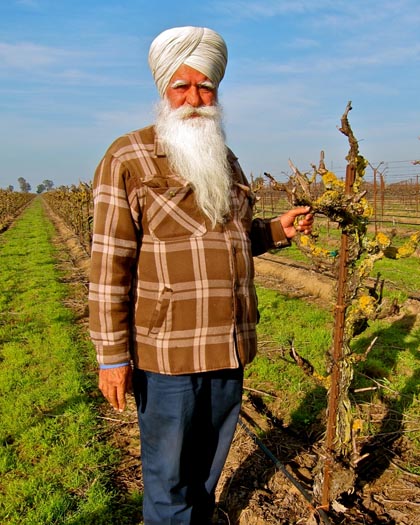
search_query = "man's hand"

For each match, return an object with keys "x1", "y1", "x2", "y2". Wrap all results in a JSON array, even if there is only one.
[
  {"x1": 280, "y1": 206, "x2": 314, "y2": 239},
  {"x1": 99, "y1": 365, "x2": 133, "y2": 412}
]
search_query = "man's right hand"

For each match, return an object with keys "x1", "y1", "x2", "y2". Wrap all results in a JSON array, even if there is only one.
[{"x1": 99, "y1": 365, "x2": 133, "y2": 412}]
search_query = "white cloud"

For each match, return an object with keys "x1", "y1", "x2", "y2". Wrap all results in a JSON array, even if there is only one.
[
  {"x1": 243, "y1": 41, "x2": 420, "y2": 78},
  {"x1": 55, "y1": 68, "x2": 141, "y2": 87},
  {"x1": 212, "y1": 0, "x2": 336, "y2": 18},
  {"x1": 0, "y1": 42, "x2": 74, "y2": 70},
  {"x1": 0, "y1": 40, "x2": 146, "y2": 90},
  {"x1": 286, "y1": 38, "x2": 320, "y2": 50},
  {"x1": 215, "y1": 0, "x2": 420, "y2": 25},
  {"x1": 15, "y1": 0, "x2": 40, "y2": 7},
  {"x1": 93, "y1": 106, "x2": 154, "y2": 129}
]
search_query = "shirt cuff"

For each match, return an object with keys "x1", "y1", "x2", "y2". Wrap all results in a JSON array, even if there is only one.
[
  {"x1": 269, "y1": 217, "x2": 292, "y2": 248},
  {"x1": 99, "y1": 362, "x2": 130, "y2": 370}
]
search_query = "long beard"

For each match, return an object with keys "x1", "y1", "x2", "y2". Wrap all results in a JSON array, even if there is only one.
[{"x1": 155, "y1": 99, "x2": 232, "y2": 227}]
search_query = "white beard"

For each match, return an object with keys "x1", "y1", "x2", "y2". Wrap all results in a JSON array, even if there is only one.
[{"x1": 155, "y1": 99, "x2": 232, "y2": 227}]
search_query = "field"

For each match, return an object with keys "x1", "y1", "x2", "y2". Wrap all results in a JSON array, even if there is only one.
[{"x1": 0, "y1": 188, "x2": 419, "y2": 524}]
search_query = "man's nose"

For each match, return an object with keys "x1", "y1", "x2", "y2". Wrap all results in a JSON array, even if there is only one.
[{"x1": 185, "y1": 86, "x2": 202, "y2": 107}]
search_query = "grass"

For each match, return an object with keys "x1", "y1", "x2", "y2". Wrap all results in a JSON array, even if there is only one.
[
  {"x1": 0, "y1": 199, "x2": 142, "y2": 525},
  {"x1": 247, "y1": 209, "x2": 418, "y2": 444},
  {"x1": 1, "y1": 197, "x2": 418, "y2": 520},
  {"x1": 372, "y1": 255, "x2": 420, "y2": 296},
  {"x1": 350, "y1": 312, "x2": 420, "y2": 444},
  {"x1": 268, "y1": 222, "x2": 419, "y2": 300},
  {"x1": 246, "y1": 286, "x2": 333, "y2": 428},
  {"x1": 247, "y1": 277, "x2": 419, "y2": 446}
]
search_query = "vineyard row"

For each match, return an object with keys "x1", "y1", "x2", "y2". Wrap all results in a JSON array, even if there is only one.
[
  {"x1": 1, "y1": 179, "x2": 419, "y2": 254},
  {"x1": 0, "y1": 190, "x2": 36, "y2": 233}
]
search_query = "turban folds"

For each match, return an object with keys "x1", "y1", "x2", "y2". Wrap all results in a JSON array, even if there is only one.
[{"x1": 148, "y1": 26, "x2": 228, "y2": 98}]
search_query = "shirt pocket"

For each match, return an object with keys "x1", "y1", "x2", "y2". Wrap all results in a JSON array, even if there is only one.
[
  {"x1": 145, "y1": 186, "x2": 207, "y2": 241},
  {"x1": 149, "y1": 286, "x2": 172, "y2": 335}
]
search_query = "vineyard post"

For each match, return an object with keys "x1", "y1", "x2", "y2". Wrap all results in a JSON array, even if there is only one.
[
  {"x1": 369, "y1": 162, "x2": 384, "y2": 235},
  {"x1": 373, "y1": 165, "x2": 377, "y2": 234},
  {"x1": 262, "y1": 188, "x2": 266, "y2": 218},
  {"x1": 321, "y1": 157, "x2": 357, "y2": 508}
]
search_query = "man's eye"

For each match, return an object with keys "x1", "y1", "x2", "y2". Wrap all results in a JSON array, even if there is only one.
[
  {"x1": 199, "y1": 84, "x2": 214, "y2": 92},
  {"x1": 170, "y1": 82, "x2": 188, "y2": 90}
]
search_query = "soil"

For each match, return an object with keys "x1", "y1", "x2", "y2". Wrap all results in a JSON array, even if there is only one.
[{"x1": 43, "y1": 203, "x2": 420, "y2": 525}]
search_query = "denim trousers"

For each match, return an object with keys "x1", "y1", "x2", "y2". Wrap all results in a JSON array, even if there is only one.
[{"x1": 133, "y1": 367, "x2": 243, "y2": 525}]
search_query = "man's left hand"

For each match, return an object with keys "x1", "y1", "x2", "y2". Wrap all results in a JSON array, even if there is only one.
[
  {"x1": 99, "y1": 365, "x2": 133, "y2": 412},
  {"x1": 280, "y1": 206, "x2": 314, "y2": 239}
]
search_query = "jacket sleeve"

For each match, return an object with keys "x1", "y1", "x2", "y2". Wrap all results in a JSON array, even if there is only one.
[
  {"x1": 88, "y1": 149, "x2": 140, "y2": 366},
  {"x1": 250, "y1": 216, "x2": 291, "y2": 257}
]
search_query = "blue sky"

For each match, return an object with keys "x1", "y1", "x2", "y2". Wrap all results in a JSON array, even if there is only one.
[{"x1": 1, "y1": 0, "x2": 419, "y2": 190}]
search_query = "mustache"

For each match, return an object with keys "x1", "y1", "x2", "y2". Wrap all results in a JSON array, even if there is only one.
[{"x1": 172, "y1": 104, "x2": 219, "y2": 120}]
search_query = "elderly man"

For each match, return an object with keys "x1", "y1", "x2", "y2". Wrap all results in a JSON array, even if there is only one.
[{"x1": 89, "y1": 26, "x2": 313, "y2": 525}]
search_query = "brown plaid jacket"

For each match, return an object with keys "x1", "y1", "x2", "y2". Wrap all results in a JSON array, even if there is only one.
[{"x1": 89, "y1": 125, "x2": 290, "y2": 374}]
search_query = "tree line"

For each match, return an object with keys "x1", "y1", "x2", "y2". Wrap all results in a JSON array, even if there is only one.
[{"x1": 3, "y1": 177, "x2": 54, "y2": 194}]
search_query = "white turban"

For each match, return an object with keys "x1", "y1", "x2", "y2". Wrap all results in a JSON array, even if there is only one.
[{"x1": 148, "y1": 26, "x2": 228, "y2": 98}]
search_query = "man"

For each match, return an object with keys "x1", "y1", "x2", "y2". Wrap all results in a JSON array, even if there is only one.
[{"x1": 89, "y1": 26, "x2": 313, "y2": 525}]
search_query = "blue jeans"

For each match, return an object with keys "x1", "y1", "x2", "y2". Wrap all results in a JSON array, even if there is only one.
[{"x1": 133, "y1": 367, "x2": 243, "y2": 525}]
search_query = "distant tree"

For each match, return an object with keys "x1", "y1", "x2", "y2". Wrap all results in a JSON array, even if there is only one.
[
  {"x1": 17, "y1": 177, "x2": 25, "y2": 191},
  {"x1": 42, "y1": 179, "x2": 54, "y2": 191},
  {"x1": 37, "y1": 184, "x2": 46, "y2": 194},
  {"x1": 17, "y1": 177, "x2": 31, "y2": 193},
  {"x1": 8, "y1": 185, "x2": 14, "y2": 191}
]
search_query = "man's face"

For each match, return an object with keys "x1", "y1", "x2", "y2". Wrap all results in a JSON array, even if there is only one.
[{"x1": 165, "y1": 64, "x2": 218, "y2": 110}]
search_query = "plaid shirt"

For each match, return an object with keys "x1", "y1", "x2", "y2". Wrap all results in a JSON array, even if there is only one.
[{"x1": 89, "y1": 125, "x2": 291, "y2": 374}]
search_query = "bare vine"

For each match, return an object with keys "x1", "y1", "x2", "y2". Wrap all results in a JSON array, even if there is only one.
[{"x1": 263, "y1": 102, "x2": 420, "y2": 507}]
